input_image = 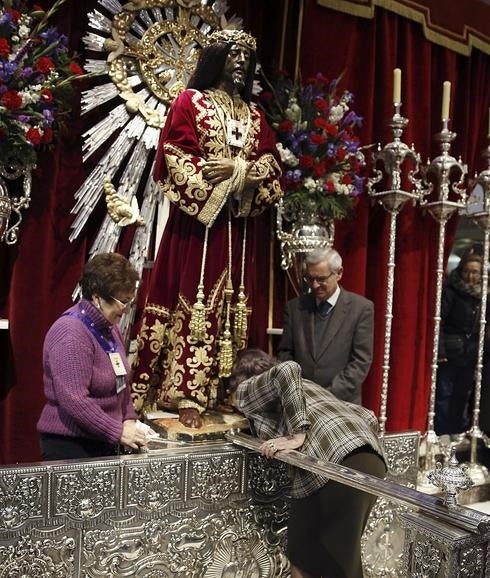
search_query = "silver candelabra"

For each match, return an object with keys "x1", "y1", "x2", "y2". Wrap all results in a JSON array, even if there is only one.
[
  {"x1": 465, "y1": 139, "x2": 490, "y2": 484},
  {"x1": 367, "y1": 101, "x2": 426, "y2": 436},
  {"x1": 418, "y1": 120, "x2": 468, "y2": 489}
]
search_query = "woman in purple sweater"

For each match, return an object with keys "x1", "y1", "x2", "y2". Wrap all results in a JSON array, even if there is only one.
[{"x1": 38, "y1": 253, "x2": 148, "y2": 460}]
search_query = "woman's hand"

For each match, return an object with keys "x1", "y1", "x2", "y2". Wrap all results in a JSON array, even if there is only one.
[
  {"x1": 202, "y1": 158, "x2": 234, "y2": 184},
  {"x1": 120, "y1": 419, "x2": 148, "y2": 450},
  {"x1": 260, "y1": 432, "x2": 306, "y2": 459}
]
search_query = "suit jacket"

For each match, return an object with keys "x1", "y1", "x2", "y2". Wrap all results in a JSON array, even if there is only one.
[{"x1": 277, "y1": 288, "x2": 374, "y2": 405}]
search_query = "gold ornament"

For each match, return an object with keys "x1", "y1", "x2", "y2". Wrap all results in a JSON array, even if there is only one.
[
  {"x1": 208, "y1": 29, "x2": 256, "y2": 52},
  {"x1": 104, "y1": 175, "x2": 144, "y2": 226},
  {"x1": 218, "y1": 326, "x2": 234, "y2": 377},
  {"x1": 189, "y1": 283, "x2": 207, "y2": 341},
  {"x1": 234, "y1": 285, "x2": 248, "y2": 340}
]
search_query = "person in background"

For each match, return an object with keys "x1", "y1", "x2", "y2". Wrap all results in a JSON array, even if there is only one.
[
  {"x1": 435, "y1": 247, "x2": 484, "y2": 439},
  {"x1": 38, "y1": 253, "x2": 148, "y2": 460},
  {"x1": 131, "y1": 29, "x2": 282, "y2": 429},
  {"x1": 277, "y1": 247, "x2": 374, "y2": 405},
  {"x1": 228, "y1": 348, "x2": 386, "y2": 578}
]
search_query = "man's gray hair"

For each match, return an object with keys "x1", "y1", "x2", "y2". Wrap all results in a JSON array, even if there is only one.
[{"x1": 305, "y1": 248, "x2": 342, "y2": 273}]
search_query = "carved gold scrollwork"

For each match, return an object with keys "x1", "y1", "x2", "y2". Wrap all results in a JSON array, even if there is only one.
[{"x1": 104, "y1": 0, "x2": 220, "y2": 126}]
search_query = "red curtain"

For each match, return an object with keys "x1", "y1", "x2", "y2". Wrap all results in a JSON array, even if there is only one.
[{"x1": 1, "y1": 0, "x2": 489, "y2": 464}]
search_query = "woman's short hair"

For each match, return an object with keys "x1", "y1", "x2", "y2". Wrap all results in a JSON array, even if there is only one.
[
  {"x1": 228, "y1": 348, "x2": 276, "y2": 392},
  {"x1": 80, "y1": 253, "x2": 138, "y2": 301}
]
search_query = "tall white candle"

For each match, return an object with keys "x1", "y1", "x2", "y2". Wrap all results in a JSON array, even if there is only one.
[
  {"x1": 441, "y1": 81, "x2": 451, "y2": 120},
  {"x1": 393, "y1": 68, "x2": 401, "y2": 103}
]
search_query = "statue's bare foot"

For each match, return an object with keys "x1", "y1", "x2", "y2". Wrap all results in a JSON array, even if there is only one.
[{"x1": 179, "y1": 407, "x2": 202, "y2": 428}]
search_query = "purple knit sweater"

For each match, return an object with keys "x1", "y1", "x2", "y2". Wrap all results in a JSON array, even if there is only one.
[{"x1": 37, "y1": 299, "x2": 137, "y2": 444}]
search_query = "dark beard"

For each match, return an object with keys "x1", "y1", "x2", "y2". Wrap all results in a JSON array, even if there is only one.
[{"x1": 232, "y1": 71, "x2": 246, "y2": 90}]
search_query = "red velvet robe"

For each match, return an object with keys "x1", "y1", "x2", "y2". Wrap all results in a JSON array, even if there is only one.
[{"x1": 131, "y1": 88, "x2": 282, "y2": 414}]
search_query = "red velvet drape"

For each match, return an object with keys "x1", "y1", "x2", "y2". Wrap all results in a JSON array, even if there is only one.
[{"x1": 1, "y1": 0, "x2": 489, "y2": 464}]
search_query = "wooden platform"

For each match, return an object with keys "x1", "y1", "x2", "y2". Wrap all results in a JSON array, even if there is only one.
[{"x1": 147, "y1": 410, "x2": 250, "y2": 442}]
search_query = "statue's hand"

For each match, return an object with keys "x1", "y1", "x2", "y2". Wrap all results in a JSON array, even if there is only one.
[{"x1": 202, "y1": 158, "x2": 234, "y2": 184}]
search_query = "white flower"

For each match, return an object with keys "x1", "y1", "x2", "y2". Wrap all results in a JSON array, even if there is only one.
[
  {"x1": 303, "y1": 177, "x2": 316, "y2": 192},
  {"x1": 329, "y1": 172, "x2": 353, "y2": 196},
  {"x1": 43, "y1": 70, "x2": 59, "y2": 86},
  {"x1": 18, "y1": 24, "x2": 30, "y2": 39},
  {"x1": 276, "y1": 143, "x2": 299, "y2": 167},
  {"x1": 285, "y1": 96, "x2": 302, "y2": 123},
  {"x1": 328, "y1": 103, "x2": 347, "y2": 124},
  {"x1": 303, "y1": 177, "x2": 324, "y2": 193},
  {"x1": 21, "y1": 86, "x2": 42, "y2": 105}
]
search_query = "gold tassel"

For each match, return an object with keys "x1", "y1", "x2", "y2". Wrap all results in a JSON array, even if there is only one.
[
  {"x1": 218, "y1": 326, "x2": 234, "y2": 377},
  {"x1": 234, "y1": 284, "x2": 248, "y2": 340},
  {"x1": 189, "y1": 283, "x2": 207, "y2": 341},
  {"x1": 219, "y1": 279, "x2": 234, "y2": 377}
]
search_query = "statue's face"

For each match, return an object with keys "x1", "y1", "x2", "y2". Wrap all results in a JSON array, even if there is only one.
[{"x1": 221, "y1": 43, "x2": 251, "y2": 91}]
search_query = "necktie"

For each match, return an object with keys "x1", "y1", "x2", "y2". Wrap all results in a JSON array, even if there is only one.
[{"x1": 318, "y1": 300, "x2": 332, "y2": 318}]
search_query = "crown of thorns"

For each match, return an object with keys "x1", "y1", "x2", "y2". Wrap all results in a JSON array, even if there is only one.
[{"x1": 208, "y1": 29, "x2": 257, "y2": 52}]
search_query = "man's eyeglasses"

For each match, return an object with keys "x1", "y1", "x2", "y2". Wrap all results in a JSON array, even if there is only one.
[
  {"x1": 110, "y1": 295, "x2": 136, "y2": 308},
  {"x1": 303, "y1": 271, "x2": 336, "y2": 285}
]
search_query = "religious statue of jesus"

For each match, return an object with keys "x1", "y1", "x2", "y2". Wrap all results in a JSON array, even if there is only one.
[{"x1": 131, "y1": 28, "x2": 283, "y2": 428}]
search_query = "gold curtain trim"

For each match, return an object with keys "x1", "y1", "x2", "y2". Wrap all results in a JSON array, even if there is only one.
[{"x1": 317, "y1": 0, "x2": 490, "y2": 56}]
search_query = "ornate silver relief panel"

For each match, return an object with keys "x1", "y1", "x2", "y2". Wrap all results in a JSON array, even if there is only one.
[
  {"x1": 52, "y1": 463, "x2": 119, "y2": 522},
  {"x1": 126, "y1": 458, "x2": 185, "y2": 512},
  {"x1": 0, "y1": 468, "x2": 45, "y2": 531},
  {"x1": 401, "y1": 511, "x2": 490, "y2": 578},
  {"x1": 362, "y1": 431, "x2": 420, "y2": 578},
  {"x1": 0, "y1": 443, "x2": 292, "y2": 576},
  {"x1": 383, "y1": 431, "x2": 420, "y2": 487},
  {"x1": 189, "y1": 453, "x2": 243, "y2": 504},
  {"x1": 0, "y1": 529, "x2": 77, "y2": 577},
  {"x1": 1, "y1": 439, "x2": 488, "y2": 577}
]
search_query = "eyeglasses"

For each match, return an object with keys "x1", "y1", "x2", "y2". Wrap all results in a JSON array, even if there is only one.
[
  {"x1": 303, "y1": 271, "x2": 336, "y2": 285},
  {"x1": 110, "y1": 295, "x2": 136, "y2": 308},
  {"x1": 461, "y1": 269, "x2": 481, "y2": 277}
]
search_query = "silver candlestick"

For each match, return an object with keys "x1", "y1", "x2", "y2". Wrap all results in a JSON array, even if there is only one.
[
  {"x1": 418, "y1": 120, "x2": 467, "y2": 489},
  {"x1": 466, "y1": 140, "x2": 490, "y2": 484},
  {"x1": 366, "y1": 102, "x2": 426, "y2": 436}
]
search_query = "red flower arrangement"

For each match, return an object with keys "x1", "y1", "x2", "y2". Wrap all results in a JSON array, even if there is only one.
[
  {"x1": 0, "y1": 0, "x2": 85, "y2": 165},
  {"x1": 259, "y1": 72, "x2": 365, "y2": 221}
]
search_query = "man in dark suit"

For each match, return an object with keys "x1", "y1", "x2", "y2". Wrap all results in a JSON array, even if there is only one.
[{"x1": 277, "y1": 248, "x2": 374, "y2": 405}]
